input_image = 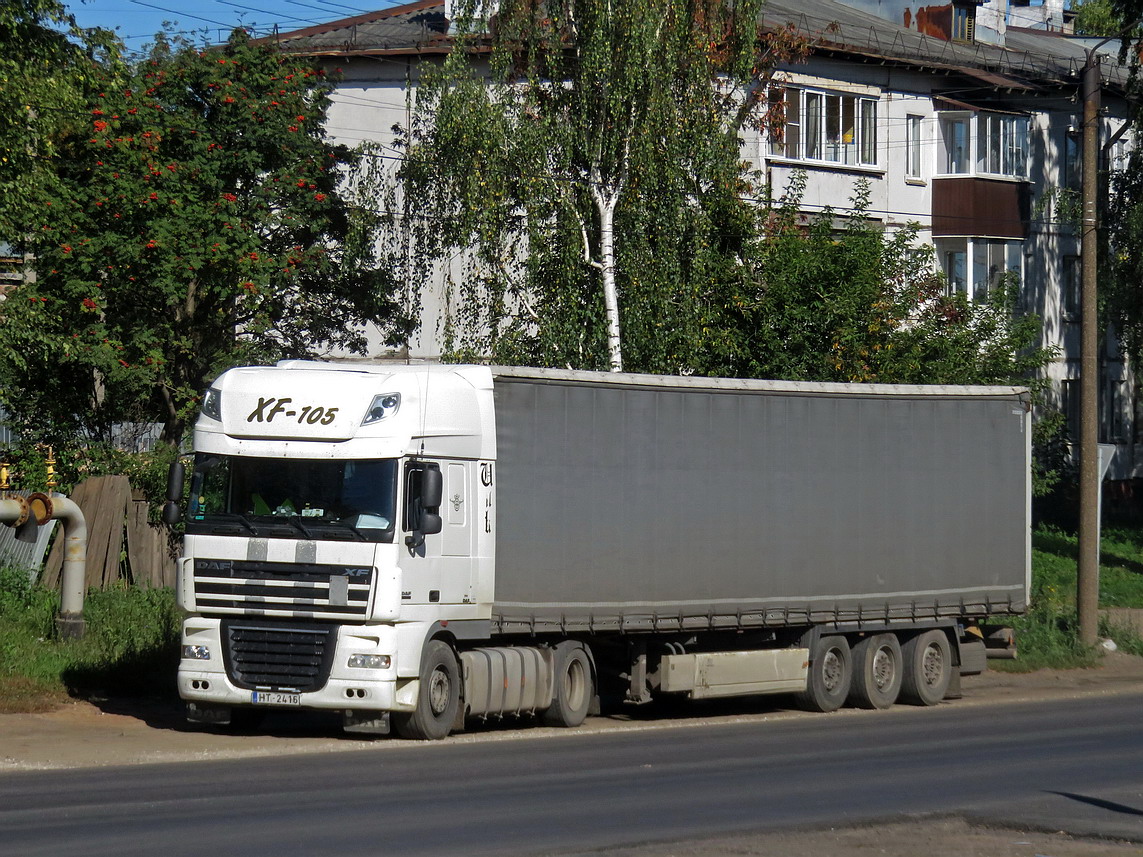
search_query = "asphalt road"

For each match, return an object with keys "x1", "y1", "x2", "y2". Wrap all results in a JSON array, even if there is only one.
[{"x1": 2, "y1": 693, "x2": 1142, "y2": 857}]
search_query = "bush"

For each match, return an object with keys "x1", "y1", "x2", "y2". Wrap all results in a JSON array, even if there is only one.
[
  {"x1": 0, "y1": 566, "x2": 181, "y2": 706},
  {"x1": 1002, "y1": 603, "x2": 1099, "y2": 671}
]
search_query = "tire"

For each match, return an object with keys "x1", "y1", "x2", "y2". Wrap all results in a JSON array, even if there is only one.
[
  {"x1": 393, "y1": 639, "x2": 461, "y2": 740},
  {"x1": 794, "y1": 635, "x2": 852, "y2": 713},
  {"x1": 847, "y1": 633, "x2": 902, "y2": 710},
  {"x1": 542, "y1": 642, "x2": 594, "y2": 728},
  {"x1": 900, "y1": 629, "x2": 952, "y2": 706}
]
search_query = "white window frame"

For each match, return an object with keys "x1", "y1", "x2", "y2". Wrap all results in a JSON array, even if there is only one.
[
  {"x1": 905, "y1": 113, "x2": 924, "y2": 179},
  {"x1": 936, "y1": 110, "x2": 1029, "y2": 179},
  {"x1": 768, "y1": 86, "x2": 879, "y2": 167},
  {"x1": 936, "y1": 237, "x2": 1023, "y2": 301}
]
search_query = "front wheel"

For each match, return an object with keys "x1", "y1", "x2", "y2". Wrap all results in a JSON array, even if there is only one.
[
  {"x1": 794, "y1": 635, "x2": 852, "y2": 713},
  {"x1": 393, "y1": 639, "x2": 460, "y2": 740}
]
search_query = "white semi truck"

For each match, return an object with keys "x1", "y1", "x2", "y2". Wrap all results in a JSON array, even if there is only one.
[{"x1": 165, "y1": 363, "x2": 1031, "y2": 739}]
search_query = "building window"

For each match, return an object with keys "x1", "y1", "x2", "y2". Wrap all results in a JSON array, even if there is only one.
[
  {"x1": 940, "y1": 114, "x2": 970, "y2": 174},
  {"x1": 937, "y1": 238, "x2": 1022, "y2": 300},
  {"x1": 906, "y1": 114, "x2": 924, "y2": 178},
  {"x1": 937, "y1": 110, "x2": 1028, "y2": 179},
  {"x1": 952, "y1": 3, "x2": 976, "y2": 42},
  {"x1": 976, "y1": 113, "x2": 1029, "y2": 177},
  {"x1": 1063, "y1": 255, "x2": 1080, "y2": 320},
  {"x1": 941, "y1": 242, "x2": 967, "y2": 295},
  {"x1": 972, "y1": 239, "x2": 1021, "y2": 301},
  {"x1": 1062, "y1": 378, "x2": 1079, "y2": 442},
  {"x1": 1110, "y1": 135, "x2": 1131, "y2": 172},
  {"x1": 1102, "y1": 375, "x2": 1127, "y2": 443},
  {"x1": 1065, "y1": 129, "x2": 1081, "y2": 189},
  {"x1": 769, "y1": 87, "x2": 878, "y2": 167}
]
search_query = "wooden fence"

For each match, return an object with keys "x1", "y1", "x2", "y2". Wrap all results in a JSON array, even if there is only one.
[{"x1": 41, "y1": 475, "x2": 177, "y2": 590}]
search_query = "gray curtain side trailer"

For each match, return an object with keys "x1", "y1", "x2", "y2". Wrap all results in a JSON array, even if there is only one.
[{"x1": 483, "y1": 367, "x2": 1030, "y2": 715}]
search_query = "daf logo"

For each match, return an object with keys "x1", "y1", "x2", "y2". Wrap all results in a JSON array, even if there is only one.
[{"x1": 198, "y1": 560, "x2": 233, "y2": 571}]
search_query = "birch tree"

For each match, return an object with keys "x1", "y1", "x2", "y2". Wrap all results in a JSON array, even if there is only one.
[{"x1": 399, "y1": 0, "x2": 806, "y2": 373}]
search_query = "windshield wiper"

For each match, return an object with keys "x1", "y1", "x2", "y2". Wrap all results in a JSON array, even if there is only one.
[
  {"x1": 281, "y1": 516, "x2": 318, "y2": 540},
  {"x1": 209, "y1": 513, "x2": 260, "y2": 536}
]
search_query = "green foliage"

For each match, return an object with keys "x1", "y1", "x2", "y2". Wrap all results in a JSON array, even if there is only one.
[
  {"x1": 738, "y1": 176, "x2": 1053, "y2": 388},
  {"x1": 0, "y1": 29, "x2": 409, "y2": 449},
  {"x1": 1072, "y1": 0, "x2": 1128, "y2": 35},
  {"x1": 399, "y1": 0, "x2": 806, "y2": 372},
  {"x1": 0, "y1": 569, "x2": 181, "y2": 706},
  {"x1": 0, "y1": 562, "x2": 53, "y2": 629},
  {"x1": 0, "y1": 437, "x2": 181, "y2": 520},
  {"x1": 995, "y1": 524, "x2": 1143, "y2": 669},
  {"x1": 1003, "y1": 604, "x2": 1100, "y2": 671},
  {"x1": 0, "y1": 1, "x2": 121, "y2": 245},
  {"x1": 1105, "y1": 148, "x2": 1143, "y2": 370},
  {"x1": 75, "y1": 583, "x2": 182, "y2": 690},
  {"x1": 1032, "y1": 524, "x2": 1143, "y2": 609}
]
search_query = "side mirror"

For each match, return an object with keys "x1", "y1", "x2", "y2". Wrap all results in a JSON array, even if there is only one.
[
  {"x1": 166, "y1": 460, "x2": 185, "y2": 501},
  {"x1": 421, "y1": 511, "x2": 442, "y2": 536},
  {"x1": 422, "y1": 467, "x2": 443, "y2": 509},
  {"x1": 404, "y1": 464, "x2": 443, "y2": 553},
  {"x1": 162, "y1": 460, "x2": 185, "y2": 525},
  {"x1": 161, "y1": 501, "x2": 182, "y2": 526}
]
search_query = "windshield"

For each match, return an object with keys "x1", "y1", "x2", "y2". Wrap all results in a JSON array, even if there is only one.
[{"x1": 186, "y1": 454, "x2": 398, "y2": 543}]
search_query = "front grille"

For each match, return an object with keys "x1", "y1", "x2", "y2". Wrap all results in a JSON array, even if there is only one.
[
  {"x1": 193, "y1": 559, "x2": 373, "y2": 620},
  {"x1": 223, "y1": 621, "x2": 336, "y2": 692}
]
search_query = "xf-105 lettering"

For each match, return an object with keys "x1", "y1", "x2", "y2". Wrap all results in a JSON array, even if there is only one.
[{"x1": 246, "y1": 396, "x2": 339, "y2": 425}]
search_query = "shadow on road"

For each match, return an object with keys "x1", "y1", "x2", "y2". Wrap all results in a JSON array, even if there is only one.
[{"x1": 1049, "y1": 791, "x2": 1143, "y2": 817}]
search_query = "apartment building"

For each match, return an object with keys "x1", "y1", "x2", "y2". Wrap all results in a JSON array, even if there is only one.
[{"x1": 270, "y1": 0, "x2": 1137, "y2": 475}]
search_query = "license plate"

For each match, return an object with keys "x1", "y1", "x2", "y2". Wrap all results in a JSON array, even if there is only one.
[{"x1": 251, "y1": 691, "x2": 301, "y2": 706}]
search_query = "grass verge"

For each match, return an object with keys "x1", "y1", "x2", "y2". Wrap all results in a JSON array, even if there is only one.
[{"x1": 0, "y1": 564, "x2": 181, "y2": 713}]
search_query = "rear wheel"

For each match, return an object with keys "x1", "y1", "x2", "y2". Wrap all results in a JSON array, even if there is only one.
[
  {"x1": 848, "y1": 633, "x2": 902, "y2": 710},
  {"x1": 794, "y1": 635, "x2": 852, "y2": 713},
  {"x1": 542, "y1": 642, "x2": 594, "y2": 727},
  {"x1": 900, "y1": 630, "x2": 952, "y2": 706},
  {"x1": 393, "y1": 639, "x2": 460, "y2": 740}
]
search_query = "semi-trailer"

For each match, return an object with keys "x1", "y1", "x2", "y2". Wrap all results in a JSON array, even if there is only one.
[{"x1": 166, "y1": 363, "x2": 1030, "y2": 738}]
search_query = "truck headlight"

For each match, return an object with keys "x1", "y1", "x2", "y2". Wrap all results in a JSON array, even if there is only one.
[
  {"x1": 362, "y1": 393, "x2": 400, "y2": 425},
  {"x1": 201, "y1": 387, "x2": 222, "y2": 421},
  {"x1": 348, "y1": 654, "x2": 391, "y2": 669},
  {"x1": 183, "y1": 645, "x2": 211, "y2": 660}
]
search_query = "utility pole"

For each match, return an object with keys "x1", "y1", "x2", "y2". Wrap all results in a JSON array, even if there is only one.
[{"x1": 1077, "y1": 51, "x2": 1101, "y2": 647}]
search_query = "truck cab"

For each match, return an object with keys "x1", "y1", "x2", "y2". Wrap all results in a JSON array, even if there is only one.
[{"x1": 173, "y1": 362, "x2": 496, "y2": 736}]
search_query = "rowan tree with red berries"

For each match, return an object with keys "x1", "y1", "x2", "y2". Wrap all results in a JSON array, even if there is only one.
[{"x1": 1, "y1": 28, "x2": 406, "y2": 447}]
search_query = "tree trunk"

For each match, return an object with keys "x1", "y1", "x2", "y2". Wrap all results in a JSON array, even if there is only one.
[{"x1": 594, "y1": 186, "x2": 623, "y2": 373}]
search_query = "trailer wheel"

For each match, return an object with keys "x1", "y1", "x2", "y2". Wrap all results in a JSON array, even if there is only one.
[
  {"x1": 847, "y1": 633, "x2": 902, "y2": 710},
  {"x1": 900, "y1": 630, "x2": 952, "y2": 706},
  {"x1": 794, "y1": 635, "x2": 852, "y2": 713},
  {"x1": 393, "y1": 639, "x2": 460, "y2": 740},
  {"x1": 542, "y1": 642, "x2": 593, "y2": 728}
]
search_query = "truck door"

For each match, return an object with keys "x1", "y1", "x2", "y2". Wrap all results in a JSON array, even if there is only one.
[{"x1": 404, "y1": 459, "x2": 474, "y2": 606}]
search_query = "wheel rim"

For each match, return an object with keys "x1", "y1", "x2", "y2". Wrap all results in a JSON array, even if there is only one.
[
  {"x1": 822, "y1": 649, "x2": 843, "y2": 693},
  {"x1": 872, "y1": 645, "x2": 896, "y2": 691},
  {"x1": 921, "y1": 642, "x2": 944, "y2": 688},
  {"x1": 427, "y1": 666, "x2": 452, "y2": 716}
]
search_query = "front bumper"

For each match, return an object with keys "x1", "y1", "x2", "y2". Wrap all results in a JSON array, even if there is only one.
[{"x1": 179, "y1": 617, "x2": 416, "y2": 712}]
